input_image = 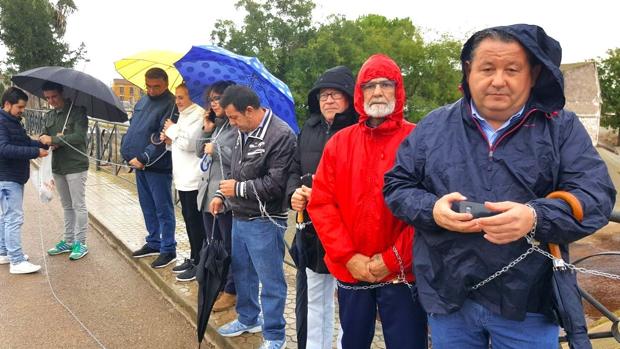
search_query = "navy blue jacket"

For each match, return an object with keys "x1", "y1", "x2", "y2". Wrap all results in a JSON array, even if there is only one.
[
  {"x1": 0, "y1": 110, "x2": 41, "y2": 184},
  {"x1": 383, "y1": 24, "x2": 616, "y2": 321},
  {"x1": 120, "y1": 91, "x2": 177, "y2": 173}
]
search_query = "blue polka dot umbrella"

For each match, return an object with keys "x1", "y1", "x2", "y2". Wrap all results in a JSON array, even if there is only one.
[{"x1": 174, "y1": 45, "x2": 299, "y2": 133}]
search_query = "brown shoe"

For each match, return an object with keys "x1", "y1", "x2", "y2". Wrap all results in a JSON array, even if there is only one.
[{"x1": 212, "y1": 292, "x2": 236, "y2": 312}]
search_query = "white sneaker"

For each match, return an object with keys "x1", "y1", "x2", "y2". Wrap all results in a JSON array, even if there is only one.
[
  {"x1": 0, "y1": 254, "x2": 29, "y2": 265},
  {"x1": 10, "y1": 260, "x2": 41, "y2": 274}
]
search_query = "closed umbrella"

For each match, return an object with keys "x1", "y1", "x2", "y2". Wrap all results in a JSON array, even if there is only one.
[
  {"x1": 174, "y1": 45, "x2": 299, "y2": 133},
  {"x1": 196, "y1": 216, "x2": 231, "y2": 345},
  {"x1": 546, "y1": 191, "x2": 591, "y2": 349},
  {"x1": 12, "y1": 66, "x2": 127, "y2": 123}
]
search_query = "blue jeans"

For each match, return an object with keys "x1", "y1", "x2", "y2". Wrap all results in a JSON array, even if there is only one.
[
  {"x1": 0, "y1": 181, "x2": 26, "y2": 264},
  {"x1": 135, "y1": 170, "x2": 176, "y2": 254},
  {"x1": 429, "y1": 299, "x2": 559, "y2": 349},
  {"x1": 232, "y1": 217, "x2": 287, "y2": 341}
]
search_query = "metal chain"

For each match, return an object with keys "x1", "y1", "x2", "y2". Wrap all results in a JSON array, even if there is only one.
[
  {"x1": 295, "y1": 221, "x2": 312, "y2": 230},
  {"x1": 470, "y1": 233, "x2": 620, "y2": 291},
  {"x1": 469, "y1": 246, "x2": 536, "y2": 290},
  {"x1": 337, "y1": 280, "x2": 396, "y2": 290},
  {"x1": 392, "y1": 246, "x2": 413, "y2": 290},
  {"x1": 337, "y1": 247, "x2": 413, "y2": 291}
]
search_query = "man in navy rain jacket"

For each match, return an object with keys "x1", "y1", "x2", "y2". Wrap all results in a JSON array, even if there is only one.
[
  {"x1": 121, "y1": 68, "x2": 178, "y2": 269},
  {"x1": 0, "y1": 87, "x2": 48, "y2": 274},
  {"x1": 384, "y1": 24, "x2": 616, "y2": 348}
]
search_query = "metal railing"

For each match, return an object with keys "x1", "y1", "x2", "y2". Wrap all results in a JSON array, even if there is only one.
[{"x1": 568, "y1": 212, "x2": 620, "y2": 344}]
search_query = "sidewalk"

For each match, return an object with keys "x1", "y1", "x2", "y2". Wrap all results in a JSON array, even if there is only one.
[{"x1": 79, "y1": 164, "x2": 385, "y2": 349}]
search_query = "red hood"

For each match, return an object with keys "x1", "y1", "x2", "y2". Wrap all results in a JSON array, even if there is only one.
[{"x1": 354, "y1": 54, "x2": 406, "y2": 130}]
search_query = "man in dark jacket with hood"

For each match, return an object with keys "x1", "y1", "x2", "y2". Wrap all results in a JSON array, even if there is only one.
[
  {"x1": 384, "y1": 24, "x2": 616, "y2": 348},
  {"x1": 286, "y1": 66, "x2": 358, "y2": 349},
  {"x1": 121, "y1": 68, "x2": 178, "y2": 269}
]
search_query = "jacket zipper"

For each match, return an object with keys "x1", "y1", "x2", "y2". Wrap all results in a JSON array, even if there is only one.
[{"x1": 470, "y1": 108, "x2": 538, "y2": 162}]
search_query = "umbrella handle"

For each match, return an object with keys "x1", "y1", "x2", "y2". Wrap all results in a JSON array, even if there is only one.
[
  {"x1": 545, "y1": 191, "x2": 584, "y2": 259},
  {"x1": 296, "y1": 211, "x2": 304, "y2": 224}
]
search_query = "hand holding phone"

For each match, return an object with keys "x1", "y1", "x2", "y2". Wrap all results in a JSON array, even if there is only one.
[{"x1": 452, "y1": 201, "x2": 499, "y2": 219}]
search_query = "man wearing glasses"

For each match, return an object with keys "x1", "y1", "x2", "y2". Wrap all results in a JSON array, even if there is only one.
[
  {"x1": 307, "y1": 55, "x2": 427, "y2": 348},
  {"x1": 121, "y1": 68, "x2": 178, "y2": 269},
  {"x1": 286, "y1": 66, "x2": 358, "y2": 348}
]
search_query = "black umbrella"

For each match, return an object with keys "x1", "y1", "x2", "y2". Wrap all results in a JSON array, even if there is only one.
[
  {"x1": 11, "y1": 66, "x2": 128, "y2": 123},
  {"x1": 546, "y1": 191, "x2": 591, "y2": 349},
  {"x1": 196, "y1": 216, "x2": 231, "y2": 345}
]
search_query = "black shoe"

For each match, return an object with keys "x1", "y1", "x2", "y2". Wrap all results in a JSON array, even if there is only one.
[
  {"x1": 172, "y1": 258, "x2": 193, "y2": 274},
  {"x1": 175, "y1": 264, "x2": 196, "y2": 282},
  {"x1": 132, "y1": 244, "x2": 160, "y2": 258},
  {"x1": 151, "y1": 253, "x2": 176, "y2": 269}
]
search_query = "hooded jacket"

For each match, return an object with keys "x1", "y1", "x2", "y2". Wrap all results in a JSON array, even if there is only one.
[
  {"x1": 383, "y1": 24, "x2": 616, "y2": 320},
  {"x1": 286, "y1": 66, "x2": 358, "y2": 274},
  {"x1": 307, "y1": 55, "x2": 415, "y2": 283}
]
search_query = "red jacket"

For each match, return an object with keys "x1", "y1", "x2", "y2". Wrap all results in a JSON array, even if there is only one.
[{"x1": 307, "y1": 54, "x2": 415, "y2": 283}]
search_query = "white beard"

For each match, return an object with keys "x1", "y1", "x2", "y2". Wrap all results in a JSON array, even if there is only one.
[{"x1": 364, "y1": 100, "x2": 395, "y2": 118}]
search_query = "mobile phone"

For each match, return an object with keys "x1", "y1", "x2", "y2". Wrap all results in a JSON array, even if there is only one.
[{"x1": 452, "y1": 201, "x2": 498, "y2": 218}]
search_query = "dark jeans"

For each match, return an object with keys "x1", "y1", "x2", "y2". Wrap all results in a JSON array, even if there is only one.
[
  {"x1": 178, "y1": 190, "x2": 205, "y2": 262},
  {"x1": 338, "y1": 282, "x2": 428, "y2": 349},
  {"x1": 136, "y1": 170, "x2": 176, "y2": 254},
  {"x1": 202, "y1": 211, "x2": 235, "y2": 294}
]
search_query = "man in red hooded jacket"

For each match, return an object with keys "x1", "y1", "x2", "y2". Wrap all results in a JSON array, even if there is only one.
[{"x1": 307, "y1": 54, "x2": 427, "y2": 349}]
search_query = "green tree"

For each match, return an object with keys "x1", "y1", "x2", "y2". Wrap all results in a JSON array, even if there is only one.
[
  {"x1": 211, "y1": 0, "x2": 315, "y2": 78},
  {"x1": 0, "y1": 0, "x2": 86, "y2": 75},
  {"x1": 598, "y1": 48, "x2": 620, "y2": 143}
]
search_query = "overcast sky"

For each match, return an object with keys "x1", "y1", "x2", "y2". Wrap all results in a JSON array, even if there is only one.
[{"x1": 4, "y1": 0, "x2": 620, "y2": 84}]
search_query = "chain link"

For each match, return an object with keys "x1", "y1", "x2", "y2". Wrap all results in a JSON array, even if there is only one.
[
  {"x1": 469, "y1": 233, "x2": 620, "y2": 291},
  {"x1": 337, "y1": 247, "x2": 413, "y2": 291}
]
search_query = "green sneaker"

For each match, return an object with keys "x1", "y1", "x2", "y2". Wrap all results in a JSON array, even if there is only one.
[
  {"x1": 47, "y1": 240, "x2": 72, "y2": 255},
  {"x1": 69, "y1": 242, "x2": 88, "y2": 260}
]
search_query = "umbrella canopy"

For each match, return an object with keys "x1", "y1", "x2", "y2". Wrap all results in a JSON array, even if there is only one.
[
  {"x1": 12, "y1": 66, "x2": 127, "y2": 123},
  {"x1": 114, "y1": 50, "x2": 184, "y2": 93},
  {"x1": 196, "y1": 217, "x2": 231, "y2": 344},
  {"x1": 174, "y1": 45, "x2": 299, "y2": 133},
  {"x1": 546, "y1": 191, "x2": 591, "y2": 349}
]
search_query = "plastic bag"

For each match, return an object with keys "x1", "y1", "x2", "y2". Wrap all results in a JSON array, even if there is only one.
[{"x1": 36, "y1": 150, "x2": 55, "y2": 203}]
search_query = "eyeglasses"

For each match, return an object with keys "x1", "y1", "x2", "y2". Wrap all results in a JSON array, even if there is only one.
[
  {"x1": 318, "y1": 91, "x2": 344, "y2": 102},
  {"x1": 209, "y1": 95, "x2": 221, "y2": 103},
  {"x1": 361, "y1": 80, "x2": 396, "y2": 93}
]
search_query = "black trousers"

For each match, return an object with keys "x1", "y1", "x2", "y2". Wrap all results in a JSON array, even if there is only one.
[
  {"x1": 178, "y1": 190, "x2": 205, "y2": 262},
  {"x1": 338, "y1": 282, "x2": 428, "y2": 349}
]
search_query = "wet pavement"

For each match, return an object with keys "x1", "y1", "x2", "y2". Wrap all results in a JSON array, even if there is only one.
[{"x1": 0, "y1": 174, "x2": 206, "y2": 349}]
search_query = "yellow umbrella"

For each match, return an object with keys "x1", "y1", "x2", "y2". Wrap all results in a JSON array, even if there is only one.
[{"x1": 114, "y1": 50, "x2": 184, "y2": 92}]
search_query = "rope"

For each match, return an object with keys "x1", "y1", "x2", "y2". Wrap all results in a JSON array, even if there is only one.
[{"x1": 36, "y1": 206, "x2": 107, "y2": 349}]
